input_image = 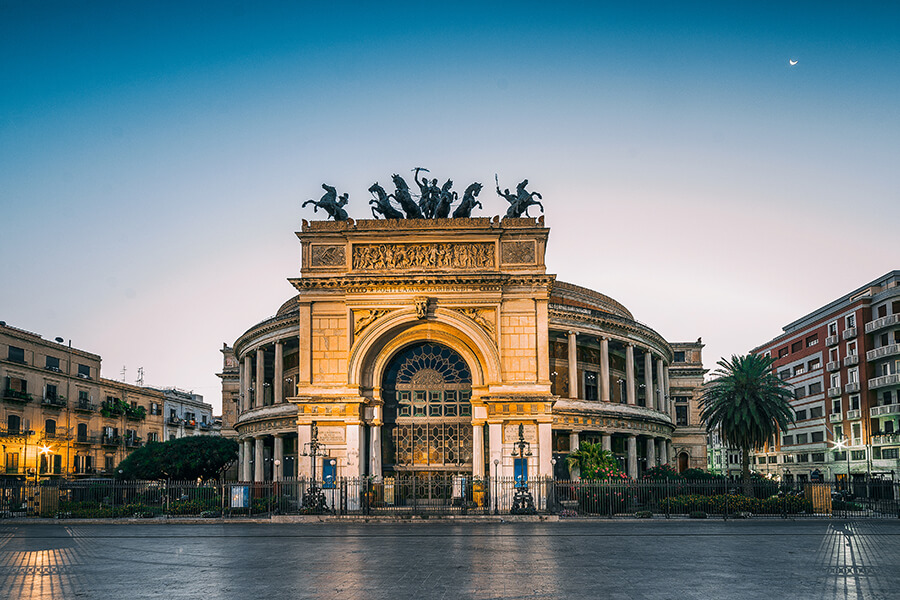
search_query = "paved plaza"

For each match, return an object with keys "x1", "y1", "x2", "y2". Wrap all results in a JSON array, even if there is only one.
[{"x1": 1, "y1": 520, "x2": 898, "y2": 599}]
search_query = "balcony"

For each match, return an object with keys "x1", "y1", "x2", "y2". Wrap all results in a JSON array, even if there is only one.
[
  {"x1": 826, "y1": 335, "x2": 840, "y2": 347},
  {"x1": 2, "y1": 389, "x2": 33, "y2": 403},
  {"x1": 124, "y1": 437, "x2": 143, "y2": 448},
  {"x1": 867, "y1": 344, "x2": 900, "y2": 362},
  {"x1": 844, "y1": 382, "x2": 860, "y2": 394},
  {"x1": 74, "y1": 434, "x2": 97, "y2": 445},
  {"x1": 41, "y1": 395, "x2": 67, "y2": 409},
  {"x1": 869, "y1": 374, "x2": 900, "y2": 390},
  {"x1": 842, "y1": 327, "x2": 857, "y2": 340},
  {"x1": 184, "y1": 420, "x2": 196, "y2": 430},
  {"x1": 167, "y1": 417, "x2": 182, "y2": 427},
  {"x1": 871, "y1": 403, "x2": 900, "y2": 418},
  {"x1": 866, "y1": 314, "x2": 900, "y2": 334},
  {"x1": 101, "y1": 435, "x2": 121, "y2": 447},
  {"x1": 829, "y1": 413, "x2": 843, "y2": 423},
  {"x1": 846, "y1": 409, "x2": 862, "y2": 420},
  {"x1": 872, "y1": 433, "x2": 900, "y2": 446},
  {"x1": 827, "y1": 386, "x2": 842, "y2": 398},
  {"x1": 826, "y1": 361, "x2": 841, "y2": 372},
  {"x1": 843, "y1": 354, "x2": 859, "y2": 367}
]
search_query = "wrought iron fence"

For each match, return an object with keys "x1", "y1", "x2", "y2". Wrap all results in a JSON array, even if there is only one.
[{"x1": 1, "y1": 477, "x2": 897, "y2": 519}]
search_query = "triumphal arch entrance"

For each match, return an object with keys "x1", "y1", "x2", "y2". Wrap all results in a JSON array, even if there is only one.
[{"x1": 287, "y1": 213, "x2": 556, "y2": 485}]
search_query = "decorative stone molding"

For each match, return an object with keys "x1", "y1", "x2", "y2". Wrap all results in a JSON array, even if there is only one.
[
  {"x1": 414, "y1": 297, "x2": 429, "y2": 319},
  {"x1": 310, "y1": 244, "x2": 346, "y2": 267},
  {"x1": 501, "y1": 240, "x2": 536, "y2": 265}
]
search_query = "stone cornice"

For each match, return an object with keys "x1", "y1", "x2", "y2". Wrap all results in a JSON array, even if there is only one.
[
  {"x1": 233, "y1": 314, "x2": 300, "y2": 357},
  {"x1": 289, "y1": 273, "x2": 555, "y2": 292},
  {"x1": 548, "y1": 307, "x2": 673, "y2": 361}
]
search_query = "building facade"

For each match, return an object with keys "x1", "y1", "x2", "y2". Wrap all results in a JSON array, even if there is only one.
[
  {"x1": 1, "y1": 322, "x2": 166, "y2": 479},
  {"x1": 157, "y1": 387, "x2": 216, "y2": 440},
  {"x1": 222, "y1": 216, "x2": 705, "y2": 483},
  {"x1": 750, "y1": 271, "x2": 900, "y2": 483},
  {"x1": 669, "y1": 340, "x2": 708, "y2": 471}
]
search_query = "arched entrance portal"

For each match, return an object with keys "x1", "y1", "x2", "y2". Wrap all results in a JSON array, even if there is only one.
[
  {"x1": 381, "y1": 342, "x2": 474, "y2": 490},
  {"x1": 678, "y1": 451, "x2": 689, "y2": 473}
]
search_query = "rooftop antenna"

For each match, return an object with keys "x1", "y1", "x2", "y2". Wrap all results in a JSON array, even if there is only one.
[
  {"x1": 136, "y1": 367, "x2": 144, "y2": 387},
  {"x1": 121, "y1": 366, "x2": 127, "y2": 382}
]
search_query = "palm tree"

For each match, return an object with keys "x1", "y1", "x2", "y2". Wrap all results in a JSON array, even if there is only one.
[
  {"x1": 700, "y1": 354, "x2": 794, "y2": 494},
  {"x1": 566, "y1": 441, "x2": 622, "y2": 479}
]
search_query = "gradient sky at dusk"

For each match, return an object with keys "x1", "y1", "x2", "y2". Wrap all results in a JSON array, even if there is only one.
[{"x1": 2, "y1": 1, "x2": 898, "y2": 412}]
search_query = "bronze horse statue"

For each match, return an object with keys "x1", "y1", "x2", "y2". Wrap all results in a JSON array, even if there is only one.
[
  {"x1": 452, "y1": 182, "x2": 483, "y2": 218},
  {"x1": 368, "y1": 182, "x2": 404, "y2": 220},
  {"x1": 434, "y1": 179, "x2": 457, "y2": 219},
  {"x1": 391, "y1": 174, "x2": 424, "y2": 219},
  {"x1": 302, "y1": 183, "x2": 349, "y2": 221},
  {"x1": 497, "y1": 178, "x2": 543, "y2": 218}
]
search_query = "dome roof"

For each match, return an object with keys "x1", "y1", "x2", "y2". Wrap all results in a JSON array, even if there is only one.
[{"x1": 276, "y1": 295, "x2": 300, "y2": 317}]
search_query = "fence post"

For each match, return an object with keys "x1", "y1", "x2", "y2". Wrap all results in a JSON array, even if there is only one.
[{"x1": 723, "y1": 478, "x2": 728, "y2": 521}]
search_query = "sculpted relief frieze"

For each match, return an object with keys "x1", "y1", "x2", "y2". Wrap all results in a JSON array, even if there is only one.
[
  {"x1": 454, "y1": 308, "x2": 496, "y2": 337},
  {"x1": 352, "y1": 242, "x2": 495, "y2": 271},
  {"x1": 310, "y1": 244, "x2": 347, "y2": 267},
  {"x1": 353, "y1": 309, "x2": 390, "y2": 336}
]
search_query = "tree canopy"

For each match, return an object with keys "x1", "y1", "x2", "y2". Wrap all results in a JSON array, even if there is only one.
[
  {"x1": 566, "y1": 441, "x2": 624, "y2": 480},
  {"x1": 115, "y1": 436, "x2": 239, "y2": 481},
  {"x1": 700, "y1": 353, "x2": 794, "y2": 492}
]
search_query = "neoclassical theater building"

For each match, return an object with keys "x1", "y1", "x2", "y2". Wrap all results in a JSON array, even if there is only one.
[{"x1": 218, "y1": 216, "x2": 705, "y2": 483}]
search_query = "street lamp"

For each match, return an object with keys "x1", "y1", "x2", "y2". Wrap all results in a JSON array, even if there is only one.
[
  {"x1": 299, "y1": 423, "x2": 329, "y2": 513},
  {"x1": 510, "y1": 424, "x2": 536, "y2": 515},
  {"x1": 834, "y1": 437, "x2": 851, "y2": 490},
  {"x1": 493, "y1": 458, "x2": 500, "y2": 515}
]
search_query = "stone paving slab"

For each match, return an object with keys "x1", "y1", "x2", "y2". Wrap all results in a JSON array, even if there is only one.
[{"x1": 1, "y1": 520, "x2": 898, "y2": 599}]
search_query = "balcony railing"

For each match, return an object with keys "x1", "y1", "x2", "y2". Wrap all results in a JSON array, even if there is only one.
[
  {"x1": 184, "y1": 420, "x2": 196, "y2": 429},
  {"x1": 101, "y1": 435, "x2": 121, "y2": 446},
  {"x1": 826, "y1": 361, "x2": 841, "y2": 372},
  {"x1": 75, "y1": 401, "x2": 96, "y2": 412},
  {"x1": 867, "y1": 344, "x2": 900, "y2": 362},
  {"x1": 827, "y1": 386, "x2": 842, "y2": 398},
  {"x1": 872, "y1": 433, "x2": 900, "y2": 446},
  {"x1": 871, "y1": 403, "x2": 900, "y2": 418},
  {"x1": 865, "y1": 314, "x2": 900, "y2": 334},
  {"x1": 844, "y1": 382, "x2": 860, "y2": 394},
  {"x1": 125, "y1": 437, "x2": 143, "y2": 448},
  {"x1": 842, "y1": 327, "x2": 857, "y2": 340},
  {"x1": 41, "y1": 395, "x2": 67, "y2": 408},
  {"x1": 843, "y1": 354, "x2": 859, "y2": 367},
  {"x1": 2, "y1": 388, "x2": 33, "y2": 403},
  {"x1": 74, "y1": 434, "x2": 98, "y2": 444},
  {"x1": 829, "y1": 413, "x2": 843, "y2": 423},
  {"x1": 869, "y1": 374, "x2": 900, "y2": 390},
  {"x1": 846, "y1": 409, "x2": 861, "y2": 420},
  {"x1": 826, "y1": 335, "x2": 840, "y2": 347}
]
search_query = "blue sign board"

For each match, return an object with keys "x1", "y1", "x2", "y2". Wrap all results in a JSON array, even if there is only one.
[
  {"x1": 230, "y1": 485, "x2": 250, "y2": 509},
  {"x1": 514, "y1": 458, "x2": 528, "y2": 488}
]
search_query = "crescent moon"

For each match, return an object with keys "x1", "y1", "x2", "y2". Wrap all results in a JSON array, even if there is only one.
[{"x1": 789, "y1": 59, "x2": 798, "y2": 66}]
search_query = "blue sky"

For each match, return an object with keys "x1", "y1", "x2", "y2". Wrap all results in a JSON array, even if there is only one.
[{"x1": 2, "y1": 1, "x2": 898, "y2": 410}]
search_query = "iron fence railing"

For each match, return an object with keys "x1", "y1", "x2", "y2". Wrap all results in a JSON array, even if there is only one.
[{"x1": 0, "y1": 478, "x2": 897, "y2": 519}]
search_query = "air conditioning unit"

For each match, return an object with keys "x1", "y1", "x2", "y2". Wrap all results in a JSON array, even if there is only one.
[{"x1": 78, "y1": 373, "x2": 88, "y2": 379}]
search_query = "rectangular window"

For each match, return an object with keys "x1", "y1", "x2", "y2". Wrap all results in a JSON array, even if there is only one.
[
  {"x1": 808, "y1": 358, "x2": 821, "y2": 371},
  {"x1": 45, "y1": 355, "x2": 60, "y2": 371},
  {"x1": 846, "y1": 314, "x2": 856, "y2": 328},
  {"x1": 798, "y1": 454, "x2": 809, "y2": 463},
  {"x1": 675, "y1": 405, "x2": 688, "y2": 426},
  {"x1": 778, "y1": 347, "x2": 789, "y2": 358},
  {"x1": 104, "y1": 455, "x2": 114, "y2": 471},
  {"x1": 848, "y1": 368, "x2": 858, "y2": 384},
  {"x1": 791, "y1": 341, "x2": 802, "y2": 353},
  {"x1": 831, "y1": 399, "x2": 841, "y2": 414},
  {"x1": 795, "y1": 409, "x2": 807, "y2": 421},
  {"x1": 809, "y1": 382, "x2": 822, "y2": 395},
  {"x1": 847, "y1": 341, "x2": 857, "y2": 356},
  {"x1": 583, "y1": 371, "x2": 598, "y2": 401},
  {"x1": 828, "y1": 322, "x2": 838, "y2": 336},
  {"x1": 830, "y1": 373, "x2": 841, "y2": 388},
  {"x1": 829, "y1": 348, "x2": 839, "y2": 362},
  {"x1": 77, "y1": 364, "x2": 91, "y2": 379},
  {"x1": 884, "y1": 448, "x2": 900, "y2": 460},
  {"x1": 851, "y1": 450, "x2": 866, "y2": 461},
  {"x1": 674, "y1": 351, "x2": 685, "y2": 363},
  {"x1": 810, "y1": 406, "x2": 823, "y2": 418},
  {"x1": 768, "y1": 455, "x2": 778, "y2": 464},
  {"x1": 834, "y1": 451, "x2": 846, "y2": 461},
  {"x1": 782, "y1": 435, "x2": 793, "y2": 445},
  {"x1": 779, "y1": 370, "x2": 790, "y2": 380},
  {"x1": 783, "y1": 454, "x2": 794, "y2": 463},
  {"x1": 7, "y1": 346, "x2": 25, "y2": 363},
  {"x1": 811, "y1": 453, "x2": 825, "y2": 462},
  {"x1": 148, "y1": 432, "x2": 159, "y2": 443},
  {"x1": 794, "y1": 386, "x2": 806, "y2": 399},
  {"x1": 793, "y1": 365, "x2": 805, "y2": 376},
  {"x1": 850, "y1": 395, "x2": 860, "y2": 411},
  {"x1": 851, "y1": 423, "x2": 862, "y2": 445},
  {"x1": 806, "y1": 334, "x2": 819, "y2": 347},
  {"x1": 811, "y1": 431, "x2": 824, "y2": 443},
  {"x1": 834, "y1": 424, "x2": 843, "y2": 440},
  {"x1": 5, "y1": 452, "x2": 19, "y2": 474},
  {"x1": 5, "y1": 376, "x2": 27, "y2": 394},
  {"x1": 796, "y1": 433, "x2": 809, "y2": 444},
  {"x1": 45, "y1": 383, "x2": 58, "y2": 400}
]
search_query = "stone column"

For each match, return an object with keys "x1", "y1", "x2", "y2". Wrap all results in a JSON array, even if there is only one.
[
  {"x1": 646, "y1": 437, "x2": 656, "y2": 468},
  {"x1": 241, "y1": 439, "x2": 252, "y2": 481},
  {"x1": 667, "y1": 441, "x2": 674, "y2": 466},
  {"x1": 567, "y1": 331, "x2": 578, "y2": 399},
  {"x1": 625, "y1": 344, "x2": 636, "y2": 405},
  {"x1": 274, "y1": 341, "x2": 284, "y2": 404},
  {"x1": 627, "y1": 435, "x2": 637, "y2": 478},
  {"x1": 237, "y1": 440, "x2": 244, "y2": 480},
  {"x1": 664, "y1": 365, "x2": 671, "y2": 417},
  {"x1": 473, "y1": 424, "x2": 484, "y2": 478},
  {"x1": 273, "y1": 434, "x2": 284, "y2": 481},
  {"x1": 538, "y1": 422, "x2": 552, "y2": 478},
  {"x1": 659, "y1": 439, "x2": 668, "y2": 465},
  {"x1": 489, "y1": 423, "x2": 503, "y2": 478},
  {"x1": 601, "y1": 433, "x2": 612, "y2": 452},
  {"x1": 644, "y1": 351, "x2": 653, "y2": 409},
  {"x1": 242, "y1": 355, "x2": 252, "y2": 412},
  {"x1": 347, "y1": 423, "x2": 362, "y2": 477},
  {"x1": 254, "y1": 436, "x2": 265, "y2": 482},
  {"x1": 569, "y1": 431, "x2": 580, "y2": 479},
  {"x1": 255, "y1": 349, "x2": 265, "y2": 408},
  {"x1": 370, "y1": 406, "x2": 382, "y2": 478},
  {"x1": 600, "y1": 337, "x2": 610, "y2": 402},
  {"x1": 297, "y1": 423, "x2": 312, "y2": 478},
  {"x1": 656, "y1": 358, "x2": 665, "y2": 411}
]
